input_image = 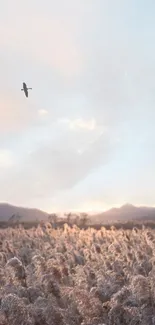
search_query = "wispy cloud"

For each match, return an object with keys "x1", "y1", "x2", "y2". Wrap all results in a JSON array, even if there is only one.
[
  {"x1": 0, "y1": 128, "x2": 118, "y2": 204},
  {"x1": 38, "y1": 109, "x2": 48, "y2": 116},
  {"x1": 58, "y1": 118, "x2": 97, "y2": 130},
  {"x1": 0, "y1": 1, "x2": 155, "y2": 210}
]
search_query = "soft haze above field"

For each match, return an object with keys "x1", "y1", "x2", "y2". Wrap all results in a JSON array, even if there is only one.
[{"x1": 0, "y1": 1, "x2": 155, "y2": 212}]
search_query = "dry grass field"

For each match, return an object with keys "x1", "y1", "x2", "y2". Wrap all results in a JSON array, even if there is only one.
[{"x1": 0, "y1": 222, "x2": 155, "y2": 325}]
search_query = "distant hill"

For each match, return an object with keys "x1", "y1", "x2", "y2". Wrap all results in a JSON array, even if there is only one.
[
  {"x1": 1, "y1": 202, "x2": 155, "y2": 225},
  {"x1": 0, "y1": 203, "x2": 48, "y2": 222},
  {"x1": 90, "y1": 203, "x2": 155, "y2": 224}
]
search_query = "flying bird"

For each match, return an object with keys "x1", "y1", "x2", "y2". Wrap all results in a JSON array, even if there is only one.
[{"x1": 21, "y1": 82, "x2": 32, "y2": 98}]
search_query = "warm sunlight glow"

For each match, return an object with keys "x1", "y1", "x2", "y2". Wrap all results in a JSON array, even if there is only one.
[{"x1": 0, "y1": 0, "x2": 154, "y2": 213}]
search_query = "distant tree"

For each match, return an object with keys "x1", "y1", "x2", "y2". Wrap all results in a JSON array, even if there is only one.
[
  {"x1": 79, "y1": 213, "x2": 89, "y2": 227},
  {"x1": 64, "y1": 212, "x2": 81, "y2": 226},
  {"x1": 48, "y1": 213, "x2": 58, "y2": 228},
  {"x1": 64, "y1": 213, "x2": 72, "y2": 225},
  {"x1": 8, "y1": 214, "x2": 22, "y2": 225},
  {"x1": 74, "y1": 214, "x2": 80, "y2": 226},
  {"x1": 8, "y1": 214, "x2": 16, "y2": 223}
]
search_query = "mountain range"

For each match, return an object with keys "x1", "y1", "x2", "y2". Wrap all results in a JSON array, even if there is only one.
[
  {"x1": 90, "y1": 203, "x2": 155, "y2": 224},
  {"x1": 0, "y1": 203, "x2": 48, "y2": 222},
  {"x1": 0, "y1": 202, "x2": 155, "y2": 224}
]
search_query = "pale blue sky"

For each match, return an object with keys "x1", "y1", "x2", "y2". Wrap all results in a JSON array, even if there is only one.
[{"x1": 0, "y1": 0, "x2": 155, "y2": 212}]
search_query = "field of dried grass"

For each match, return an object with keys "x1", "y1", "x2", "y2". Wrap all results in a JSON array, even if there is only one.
[{"x1": 0, "y1": 222, "x2": 155, "y2": 325}]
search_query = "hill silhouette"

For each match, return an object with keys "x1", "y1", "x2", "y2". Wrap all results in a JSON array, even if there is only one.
[
  {"x1": 90, "y1": 203, "x2": 155, "y2": 224},
  {"x1": 0, "y1": 202, "x2": 155, "y2": 225},
  {"x1": 0, "y1": 203, "x2": 48, "y2": 222}
]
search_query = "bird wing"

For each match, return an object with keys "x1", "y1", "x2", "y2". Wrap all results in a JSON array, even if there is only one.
[{"x1": 24, "y1": 89, "x2": 28, "y2": 97}]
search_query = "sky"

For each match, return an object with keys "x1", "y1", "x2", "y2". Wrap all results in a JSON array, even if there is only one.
[{"x1": 0, "y1": 0, "x2": 155, "y2": 213}]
